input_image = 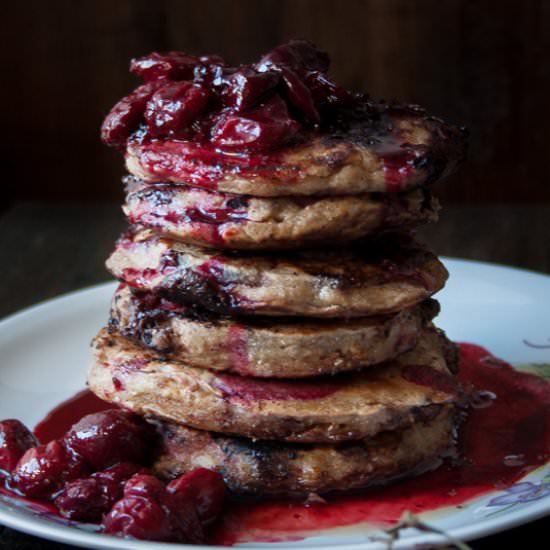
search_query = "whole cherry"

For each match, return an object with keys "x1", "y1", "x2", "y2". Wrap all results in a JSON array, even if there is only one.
[
  {"x1": 63, "y1": 409, "x2": 155, "y2": 470},
  {"x1": 101, "y1": 82, "x2": 161, "y2": 148},
  {"x1": 256, "y1": 40, "x2": 330, "y2": 75},
  {"x1": 10, "y1": 440, "x2": 86, "y2": 499},
  {"x1": 55, "y1": 462, "x2": 145, "y2": 522},
  {"x1": 130, "y1": 51, "x2": 200, "y2": 82},
  {"x1": 279, "y1": 67, "x2": 319, "y2": 123},
  {"x1": 211, "y1": 95, "x2": 300, "y2": 151},
  {"x1": 218, "y1": 67, "x2": 280, "y2": 111},
  {"x1": 144, "y1": 82, "x2": 210, "y2": 138},
  {"x1": 102, "y1": 474, "x2": 204, "y2": 543},
  {"x1": 305, "y1": 71, "x2": 355, "y2": 109},
  {"x1": 167, "y1": 467, "x2": 225, "y2": 524},
  {"x1": 0, "y1": 419, "x2": 38, "y2": 475}
]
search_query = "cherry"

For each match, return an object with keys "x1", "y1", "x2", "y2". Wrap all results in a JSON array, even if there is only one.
[
  {"x1": 0, "y1": 419, "x2": 38, "y2": 475},
  {"x1": 101, "y1": 41, "x2": 361, "y2": 153},
  {"x1": 211, "y1": 95, "x2": 300, "y2": 151},
  {"x1": 103, "y1": 493, "x2": 175, "y2": 541},
  {"x1": 256, "y1": 40, "x2": 330, "y2": 75},
  {"x1": 101, "y1": 82, "x2": 161, "y2": 148},
  {"x1": 63, "y1": 409, "x2": 155, "y2": 470},
  {"x1": 305, "y1": 71, "x2": 355, "y2": 109},
  {"x1": 199, "y1": 54, "x2": 225, "y2": 65},
  {"x1": 102, "y1": 474, "x2": 204, "y2": 543},
  {"x1": 193, "y1": 62, "x2": 225, "y2": 88},
  {"x1": 55, "y1": 462, "x2": 145, "y2": 521},
  {"x1": 10, "y1": 440, "x2": 86, "y2": 499},
  {"x1": 144, "y1": 82, "x2": 210, "y2": 138},
  {"x1": 55, "y1": 477, "x2": 112, "y2": 521},
  {"x1": 280, "y1": 67, "x2": 319, "y2": 123},
  {"x1": 167, "y1": 468, "x2": 225, "y2": 524},
  {"x1": 123, "y1": 473, "x2": 166, "y2": 499},
  {"x1": 130, "y1": 51, "x2": 200, "y2": 82},
  {"x1": 94, "y1": 462, "x2": 148, "y2": 486},
  {"x1": 218, "y1": 67, "x2": 280, "y2": 111}
]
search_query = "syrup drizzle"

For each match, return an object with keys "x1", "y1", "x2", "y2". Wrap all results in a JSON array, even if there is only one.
[{"x1": 2, "y1": 343, "x2": 549, "y2": 545}]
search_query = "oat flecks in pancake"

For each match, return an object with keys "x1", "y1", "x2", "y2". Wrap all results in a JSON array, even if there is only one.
[
  {"x1": 88, "y1": 326, "x2": 460, "y2": 443},
  {"x1": 110, "y1": 283, "x2": 439, "y2": 377},
  {"x1": 123, "y1": 178, "x2": 439, "y2": 250},
  {"x1": 150, "y1": 406, "x2": 455, "y2": 496},
  {"x1": 105, "y1": 229, "x2": 448, "y2": 318}
]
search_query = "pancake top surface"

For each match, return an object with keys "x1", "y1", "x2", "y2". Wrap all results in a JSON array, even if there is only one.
[
  {"x1": 125, "y1": 102, "x2": 466, "y2": 195},
  {"x1": 101, "y1": 41, "x2": 466, "y2": 195}
]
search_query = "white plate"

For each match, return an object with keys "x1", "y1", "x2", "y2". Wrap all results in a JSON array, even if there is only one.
[{"x1": 1, "y1": 258, "x2": 550, "y2": 549}]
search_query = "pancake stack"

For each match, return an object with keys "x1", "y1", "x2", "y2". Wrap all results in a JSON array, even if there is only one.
[{"x1": 90, "y1": 41, "x2": 467, "y2": 496}]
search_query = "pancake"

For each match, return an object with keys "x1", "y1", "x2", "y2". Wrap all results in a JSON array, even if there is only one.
[
  {"x1": 88, "y1": 327, "x2": 460, "y2": 443},
  {"x1": 151, "y1": 406, "x2": 456, "y2": 496},
  {"x1": 110, "y1": 283, "x2": 439, "y2": 378},
  {"x1": 125, "y1": 101, "x2": 466, "y2": 197},
  {"x1": 123, "y1": 178, "x2": 439, "y2": 250},
  {"x1": 106, "y1": 230, "x2": 448, "y2": 318}
]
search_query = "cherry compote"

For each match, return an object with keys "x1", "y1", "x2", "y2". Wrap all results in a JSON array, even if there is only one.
[
  {"x1": 101, "y1": 40, "x2": 360, "y2": 152},
  {"x1": 0, "y1": 409, "x2": 226, "y2": 543}
]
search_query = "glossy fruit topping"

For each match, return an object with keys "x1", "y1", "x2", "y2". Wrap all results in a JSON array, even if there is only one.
[
  {"x1": 0, "y1": 419, "x2": 38, "y2": 475},
  {"x1": 144, "y1": 82, "x2": 210, "y2": 138},
  {"x1": 101, "y1": 40, "x2": 361, "y2": 152},
  {"x1": 54, "y1": 462, "x2": 145, "y2": 521},
  {"x1": 63, "y1": 409, "x2": 155, "y2": 470},
  {"x1": 130, "y1": 51, "x2": 203, "y2": 82},
  {"x1": 10, "y1": 440, "x2": 86, "y2": 498},
  {"x1": 101, "y1": 82, "x2": 162, "y2": 149},
  {"x1": 167, "y1": 467, "x2": 225, "y2": 524},
  {"x1": 218, "y1": 67, "x2": 280, "y2": 111},
  {"x1": 1, "y1": 409, "x2": 227, "y2": 542},
  {"x1": 255, "y1": 40, "x2": 330, "y2": 74},
  {"x1": 211, "y1": 95, "x2": 300, "y2": 151},
  {"x1": 102, "y1": 473, "x2": 204, "y2": 542}
]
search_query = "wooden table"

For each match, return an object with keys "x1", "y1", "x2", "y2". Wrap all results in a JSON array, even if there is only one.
[{"x1": 1, "y1": 201, "x2": 549, "y2": 549}]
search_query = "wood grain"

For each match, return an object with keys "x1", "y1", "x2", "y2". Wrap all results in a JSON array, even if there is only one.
[{"x1": 1, "y1": 0, "x2": 549, "y2": 205}]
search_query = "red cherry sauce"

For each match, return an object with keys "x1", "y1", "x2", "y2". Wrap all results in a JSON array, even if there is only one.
[
  {"x1": 121, "y1": 267, "x2": 160, "y2": 289},
  {"x1": 119, "y1": 242, "x2": 176, "y2": 290},
  {"x1": 223, "y1": 324, "x2": 251, "y2": 375},
  {"x1": 131, "y1": 134, "x2": 418, "y2": 194},
  {"x1": 174, "y1": 206, "x2": 247, "y2": 246},
  {"x1": 128, "y1": 141, "x2": 298, "y2": 191},
  {"x1": 128, "y1": 192, "x2": 249, "y2": 247},
  {"x1": 193, "y1": 258, "x2": 250, "y2": 312},
  {"x1": 33, "y1": 390, "x2": 110, "y2": 444},
  {"x1": 208, "y1": 342, "x2": 550, "y2": 544},
  {"x1": 213, "y1": 372, "x2": 343, "y2": 402},
  {"x1": 377, "y1": 144, "x2": 418, "y2": 193},
  {"x1": 2, "y1": 343, "x2": 548, "y2": 545}
]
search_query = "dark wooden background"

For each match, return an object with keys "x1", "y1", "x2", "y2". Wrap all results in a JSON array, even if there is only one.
[{"x1": 2, "y1": 0, "x2": 549, "y2": 207}]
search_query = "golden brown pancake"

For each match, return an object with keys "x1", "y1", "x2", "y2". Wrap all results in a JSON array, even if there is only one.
[
  {"x1": 110, "y1": 284, "x2": 439, "y2": 377},
  {"x1": 88, "y1": 327, "x2": 460, "y2": 443},
  {"x1": 151, "y1": 406, "x2": 456, "y2": 496},
  {"x1": 106, "y1": 230, "x2": 448, "y2": 318},
  {"x1": 123, "y1": 178, "x2": 439, "y2": 250}
]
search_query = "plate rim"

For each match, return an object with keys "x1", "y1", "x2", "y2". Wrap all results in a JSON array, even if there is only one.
[{"x1": 0, "y1": 257, "x2": 549, "y2": 549}]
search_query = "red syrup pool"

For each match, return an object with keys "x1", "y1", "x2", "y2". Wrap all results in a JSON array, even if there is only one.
[{"x1": 2, "y1": 343, "x2": 549, "y2": 545}]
